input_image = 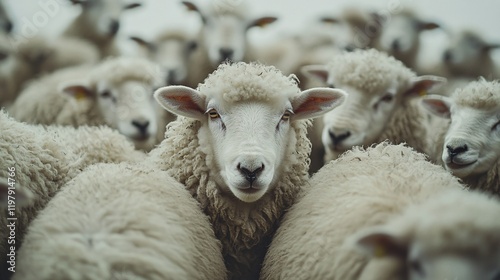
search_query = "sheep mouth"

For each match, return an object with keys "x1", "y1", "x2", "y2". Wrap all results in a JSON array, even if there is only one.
[
  {"x1": 130, "y1": 134, "x2": 151, "y2": 141},
  {"x1": 446, "y1": 160, "x2": 477, "y2": 170}
]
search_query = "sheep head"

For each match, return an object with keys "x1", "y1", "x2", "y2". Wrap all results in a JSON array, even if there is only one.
[
  {"x1": 352, "y1": 190, "x2": 500, "y2": 280},
  {"x1": 422, "y1": 79, "x2": 500, "y2": 178},
  {"x1": 73, "y1": 0, "x2": 142, "y2": 37},
  {"x1": 182, "y1": 1, "x2": 277, "y2": 67},
  {"x1": 155, "y1": 62, "x2": 346, "y2": 203},
  {"x1": 302, "y1": 50, "x2": 445, "y2": 161}
]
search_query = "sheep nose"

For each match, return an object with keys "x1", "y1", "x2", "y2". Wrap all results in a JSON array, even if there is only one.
[
  {"x1": 237, "y1": 163, "x2": 264, "y2": 184},
  {"x1": 391, "y1": 39, "x2": 400, "y2": 51},
  {"x1": 329, "y1": 130, "x2": 351, "y2": 145},
  {"x1": 219, "y1": 48, "x2": 234, "y2": 61},
  {"x1": 446, "y1": 144, "x2": 468, "y2": 159},
  {"x1": 131, "y1": 119, "x2": 150, "y2": 135},
  {"x1": 109, "y1": 20, "x2": 120, "y2": 35},
  {"x1": 443, "y1": 50, "x2": 453, "y2": 62},
  {"x1": 166, "y1": 70, "x2": 177, "y2": 85},
  {"x1": 5, "y1": 21, "x2": 12, "y2": 33}
]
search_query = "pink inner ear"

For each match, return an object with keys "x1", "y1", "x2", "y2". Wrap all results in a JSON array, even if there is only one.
[
  {"x1": 171, "y1": 95, "x2": 202, "y2": 112},
  {"x1": 295, "y1": 96, "x2": 333, "y2": 114},
  {"x1": 425, "y1": 99, "x2": 450, "y2": 115}
]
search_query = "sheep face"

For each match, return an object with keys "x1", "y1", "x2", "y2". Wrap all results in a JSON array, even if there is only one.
[
  {"x1": 63, "y1": 79, "x2": 158, "y2": 149},
  {"x1": 182, "y1": 1, "x2": 277, "y2": 67},
  {"x1": 422, "y1": 94, "x2": 500, "y2": 178},
  {"x1": 376, "y1": 14, "x2": 438, "y2": 62},
  {"x1": 442, "y1": 32, "x2": 500, "y2": 77},
  {"x1": 130, "y1": 36, "x2": 197, "y2": 85},
  {"x1": 354, "y1": 191, "x2": 500, "y2": 280},
  {"x1": 73, "y1": 0, "x2": 141, "y2": 37},
  {"x1": 155, "y1": 85, "x2": 346, "y2": 203}
]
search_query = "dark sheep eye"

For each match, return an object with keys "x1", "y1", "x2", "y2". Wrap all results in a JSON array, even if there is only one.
[
  {"x1": 124, "y1": 3, "x2": 141, "y2": 10},
  {"x1": 380, "y1": 94, "x2": 393, "y2": 103},
  {"x1": 328, "y1": 83, "x2": 335, "y2": 88},
  {"x1": 100, "y1": 91, "x2": 111, "y2": 98},
  {"x1": 492, "y1": 121, "x2": 500, "y2": 131}
]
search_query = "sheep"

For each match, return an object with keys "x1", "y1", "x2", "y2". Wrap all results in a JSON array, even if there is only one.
[
  {"x1": 302, "y1": 49, "x2": 446, "y2": 165},
  {"x1": 8, "y1": 57, "x2": 166, "y2": 150},
  {"x1": 0, "y1": 110, "x2": 145, "y2": 279},
  {"x1": 373, "y1": 9, "x2": 440, "y2": 69},
  {"x1": 421, "y1": 78, "x2": 500, "y2": 196},
  {"x1": 260, "y1": 143, "x2": 500, "y2": 280},
  {"x1": 0, "y1": 0, "x2": 13, "y2": 34},
  {"x1": 181, "y1": 0, "x2": 277, "y2": 88},
  {"x1": 63, "y1": 0, "x2": 142, "y2": 58},
  {"x1": 149, "y1": 61, "x2": 347, "y2": 279},
  {"x1": 130, "y1": 30, "x2": 198, "y2": 86},
  {"x1": 13, "y1": 162, "x2": 227, "y2": 280},
  {"x1": 0, "y1": 35, "x2": 100, "y2": 107}
]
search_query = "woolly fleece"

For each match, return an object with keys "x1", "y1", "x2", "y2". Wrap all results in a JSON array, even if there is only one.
[
  {"x1": 261, "y1": 143, "x2": 465, "y2": 280},
  {"x1": 149, "y1": 62, "x2": 312, "y2": 279},
  {"x1": 14, "y1": 162, "x2": 226, "y2": 280}
]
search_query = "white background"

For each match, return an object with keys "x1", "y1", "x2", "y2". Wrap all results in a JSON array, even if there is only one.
[{"x1": 4, "y1": 0, "x2": 500, "y2": 64}]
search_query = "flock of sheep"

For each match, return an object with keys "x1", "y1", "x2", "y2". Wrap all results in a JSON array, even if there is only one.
[{"x1": 1, "y1": 0, "x2": 500, "y2": 279}]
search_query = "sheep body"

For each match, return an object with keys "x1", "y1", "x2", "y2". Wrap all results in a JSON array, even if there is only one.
[
  {"x1": 261, "y1": 143, "x2": 475, "y2": 280},
  {"x1": 0, "y1": 111, "x2": 144, "y2": 278},
  {"x1": 14, "y1": 162, "x2": 226, "y2": 280}
]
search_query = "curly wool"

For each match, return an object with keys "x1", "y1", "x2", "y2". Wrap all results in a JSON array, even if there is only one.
[
  {"x1": 206, "y1": 0, "x2": 248, "y2": 18},
  {"x1": 261, "y1": 142, "x2": 464, "y2": 280},
  {"x1": 91, "y1": 57, "x2": 164, "y2": 88},
  {"x1": 326, "y1": 49, "x2": 416, "y2": 94},
  {"x1": 453, "y1": 78, "x2": 500, "y2": 109},
  {"x1": 199, "y1": 62, "x2": 301, "y2": 103}
]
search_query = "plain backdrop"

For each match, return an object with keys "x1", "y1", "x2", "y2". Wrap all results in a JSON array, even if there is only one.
[{"x1": 4, "y1": 0, "x2": 500, "y2": 66}]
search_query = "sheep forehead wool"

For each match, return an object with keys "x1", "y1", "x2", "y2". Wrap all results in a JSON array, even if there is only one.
[
  {"x1": 205, "y1": 0, "x2": 248, "y2": 18},
  {"x1": 91, "y1": 57, "x2": 164, "y2": 87},
  {"x1": 198, "y1": 62, "x2": 301, "y2": 103},
  {"x1": 453, "y1": 79, "x2": 500, "y2": 109},
  {"x1": 400, "y1": 190, "x2": 500, "y2": 256},
  {"x1": 327, "y1": 49, "x2": 416, "y2": 94},
  {"x1": 155, "y1": 30, "x2": 191, "y2": 43}
]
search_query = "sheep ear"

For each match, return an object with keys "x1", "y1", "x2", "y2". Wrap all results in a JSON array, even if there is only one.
[
  {"x1": 130, "y1": 36, "x2": 155, "y2": 51},
  {"x1": 418, "y1": 21, "x2": 440, "y2": 31},
  {"x1": 404, "y1": 75, "x2": 447, "y2": 98},
  {"x1": 421, "y1": 95, "x2": 452, "y2": 119},
  {"x1": 61, "y1": 83, "x2": 94, "y2": 101},
  {"x1": 301, "y1": 65, "x2": 330, "y2": 84},
  {"x1": 291, "y1": 88, "x2": 347, "y2": 120},
  {"x1": 124, "y1": 3, "x2": 142, "y2": 10},
  {"x1": 154, "y1": 86, "x2": 206, "y2": 120},
  {"x1": 483, "y1": 43, "x2": 500, "y2": 52},
  {"x1": 69, "y1": 0, "x2": 86, "y2": 4},
  {"x1": 353, "y1": 229, "x2": 407, "y2": 259},
  {"x1": 182, "y1": 1, "x2": 206, "y2": 24},
  {"x1": 0, "y1": 178, "x2": 33, "y2": 208},
  {"x1": 320, "y1": 17, "x2": 340, "y2": 24},
  {"x1": 247, "y1": 17, "x2": 278, "y2": 29}
]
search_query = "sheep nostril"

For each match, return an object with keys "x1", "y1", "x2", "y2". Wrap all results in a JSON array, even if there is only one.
[
  {"x1": 446, "y1": 144, "x2": 468, "y2": 158},
  {"x1": 131, "y1": 120, "x2": 150, "y2": 135},
  {"x1": 109, "y1": 20, "x2": 120, "y2": 35},
  {"x1": 391, "y1": 39, "x2": 400, "y2": 51},
  {"x1": 443, "y1": 50, "x2": 453, "y2": 62},
  {"x1": 238, "y1": 164, "x2": 264, "y2": 184},
  {"x1": 5, "y1": 21, "x2": 13, "y2": 33},
  {"x1": 329, "y1": 130, "x2": 351, "y2": 145},
  {"x1": 219, "y1": 48, "x2": 234, "y2": 62}
]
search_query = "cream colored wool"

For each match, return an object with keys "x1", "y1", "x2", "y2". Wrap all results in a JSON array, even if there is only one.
[
  {"x1": 261, "y1": 143, "x2": 465, "y2": 280},
  {"x1": 0, "y1": 111, "x2": 144, "y2": 276},
  {"x1": 148, "y1": 62, "x2": 312, "y2": 279},
  {"x1": 14, "y1": 162, "x2": 226, "y2": 280}
]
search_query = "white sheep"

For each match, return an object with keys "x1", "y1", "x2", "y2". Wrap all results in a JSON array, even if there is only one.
[
  {"x1": 150, "y1": 61, "x2": 347, "y2": 279},
  {"x1": 63, "y1": 0, "x2": 142, "y2": 58},
  {"x1": 0, "y1": 0, "x2": 13, "y2": 34},
  {"x1": 8, "y1": 57, "x2": 166, "y2": 150},
  {"x1": 13, "y1": 162, "x2": 227, "y2": 280},
  {"x1": 261, "y1": 143, "x2": 500, "y2": 280},
  {"x1": 130, "y1": 30, "x2": 198, "y2": 86},
  {"x1": 0, "y1": 35, "x2": 100, "y2": 107},
  {"x1": 373, "y1": 9, "x2": 440, "y2": 69},
  {"x1": 302, "y1": 49, "x2": 446, "y2": 165},
  {"x1": 421, "y1": 78, "x2": 500, "y2": 195},
  {"x1": 435, "y1": 30, "x2": 500, "y2": 79},
  {"x1": 181, "y1": 0, "x2": 277, "y2": 88},
  {"x1": 0, "y1": 110, "x2": 145, "y2": 277}
]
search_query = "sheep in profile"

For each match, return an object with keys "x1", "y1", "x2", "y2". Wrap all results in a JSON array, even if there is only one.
[
  {"x1": 374, "y1": 9, "x2": 440, "y2": 69},
  {"x1": 439, "y1": 30, "x2": 500, "y2": 79},
  {"x1": 0, "y1": 35, "x2": 100, "y2": 107},
  {"x1": 261, "y1": 143, "x2": 500, "y2": 280},
  {"x1": 421, "y1": 78, "x2": 500, "y2": 195},
  {"x1": 0, "y1": 1, "x2": 13, "y2": 34},
  {"x1": 0, "y1": 110, "x2": 144, "y2": 278},
  {"x1": 14, "y1": 163, "x2": 226, "y2": 280},
  {"x1": 63, "y1": 0, "x2": 142, "y2": 57},
  {"x1": 130, "y1": 30, "x2": 198, "y2": 86},
  {"x1": 8, "y1": 57, "x2": 165, "y2": 150},
  {"x1": 150, "y1": 62, "x2": 347, "y2": 279},
  {"x1": 181, "y1": 0, "x2": 277, "y2": 88},
  {"x1": 302, "y1": 49, "x2": 445, "y2": 164}
]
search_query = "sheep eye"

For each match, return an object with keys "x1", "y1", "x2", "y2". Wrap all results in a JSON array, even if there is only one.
[
  {"x1": 281, "y1": 110, "x2": 293, "y2": 121},
  {"x1": 124, "y1": 3, "x2": 141, "y2": 10},
  {"x1": 380, "y1": 94, "x2": 394, "y2": 103},
  {"x1": 207, "y1": 109, "x2": 220, "y2": 120},
  {"x1": 492, "y1": 120, "x2": 500, "y2": 131},
  {"x1": 328, "y1": 83, "x2": 335, "y2": 88},
  {"x1": 409, "y1": 260, "x2": 425, "y2": 276},
  {"x1": 100, "y1": 91, "x2": 111, "y2": 98}
]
